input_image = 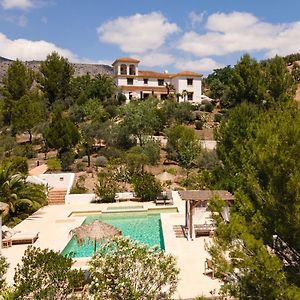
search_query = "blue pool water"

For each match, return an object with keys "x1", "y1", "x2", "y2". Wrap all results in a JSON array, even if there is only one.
[{"x1": 62, "y1": 212, "x2": 165, "y2": 257}]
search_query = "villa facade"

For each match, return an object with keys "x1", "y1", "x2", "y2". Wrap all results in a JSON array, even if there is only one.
[{"x1": 112, "y1": 57, "x2": 203, "y2": 102}]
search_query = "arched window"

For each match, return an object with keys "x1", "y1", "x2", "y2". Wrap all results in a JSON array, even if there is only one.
[
  {"x1": 129, "y1": 64, "x2": 136, "y2": 75},
  {"x1": 120, "y1": 64, "x2": 127, "y2": 75}
]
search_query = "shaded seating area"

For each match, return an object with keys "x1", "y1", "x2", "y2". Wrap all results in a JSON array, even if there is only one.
[
  {"x1": 179, "y1": 190, "x2": 234, "y2": 240},
  {"x1": 2, "y1": 225, "x2": 39, "y2": 247},
  {"x1": 155, "y1": 191, "x2": 173, "y2": 205}
]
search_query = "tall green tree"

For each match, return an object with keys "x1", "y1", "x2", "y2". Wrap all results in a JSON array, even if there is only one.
[
  {"x1": 1, "y1": 60, "x2": 33, "y2": 101},
  {"x1": 228, "y1": 54, "x2": 268, "y2": 107},
  {"x1": 11, "y1": 91, "x2": 46, "y2": 143},
  {"x1": 121, "y1": 98, "x2": 161, "y2": 146},
  {"x1": 166, "y1": 124, "x2": 201, "y2": 170},
  {"x1": 44, "y1": 108, "x2": 80, "y2": 156},
  {"x1": 264, "y1": 55, "x2": 296, "y2": 102},
  {"x1": 1, "y1": 60, "x2": 34, "y2": 124},
  {"x1": 213, "y1": 102, "x2": 300, "y2": 297},
  {"x1": 39, "y1": 52, "x2": 74, "y2": 106}
]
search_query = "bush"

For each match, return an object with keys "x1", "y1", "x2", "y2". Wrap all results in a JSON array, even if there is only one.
[
  {"x1": 0, "y1": 256, "x2": 8, "y2": 291},
  {"x1": 142, "y1": 139, "x2": 160, "y2": 165},
  {"x1": 95, "y1": 156, "x2": 107, "y2": 167},
  {"x1": 89, "y1": 237, "x2": 179, "y2": 300},
  {"x1": 166, "y1": 167, "x2": 177, "y2": 175},
  {"x1": 47, "y1": 158, "x2": 61, "y2": 171},
  {"x1": 95, "y1": 171, "x2": 119, "y2": 203},
  {"x1": 195, "y1": 119, "x2": 204, "y2": 130},
  {"x1": 13, "y1": 247, "x2": 85, "y2": 299},
  {"x1": 13, "y1": 144, "x2": 37, "y2": 159},
  {"x1": 195, "y1": 149, "x2": 221, "y2": 171},
  {"x1": 70, "y1": 175, "x2": 88, "y2": 194},
  {"x1": 132, "y1": 173, "x2": 162, "y2": 201},
  {"x1": 82, "y1": 155, "x2": 89, "y2": 162},
  {"x1": 98, "y1": 146, "x2": 123, "y2": 159},
  {"x1": 2, "y1": 156, "x2": 28, "y2": 174},
  {"x1": 214, "y1": 113, "x2": 223, "y2": 123},
  {"x1": 205, "y1": 102, "x2": 214, "y2": 112}
]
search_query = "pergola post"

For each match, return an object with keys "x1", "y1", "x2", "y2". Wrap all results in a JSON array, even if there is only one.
[{"x1": 189, "y1": 201, "x2": 194, "y2": 240}]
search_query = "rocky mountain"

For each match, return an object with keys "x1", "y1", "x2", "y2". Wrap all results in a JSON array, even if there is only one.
[{"x1": 0, "y1": 56, "x2": 114, "y2": 83}]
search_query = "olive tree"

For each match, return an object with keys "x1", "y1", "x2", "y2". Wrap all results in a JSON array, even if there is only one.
[
  {"x1": 13, "y1": 247, "x2": 85, "y2": 300},
  {"x1": 89, "y1": 237, "x2": 179, "y2": 300}
]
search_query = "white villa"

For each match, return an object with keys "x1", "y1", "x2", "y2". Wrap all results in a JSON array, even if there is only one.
[{"x1": 112, "y1": 57, "x2": 203, "y2": 102}]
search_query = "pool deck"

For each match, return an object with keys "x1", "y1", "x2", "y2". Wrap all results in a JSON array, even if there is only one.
[{"x1": 2, "y1": 192, "x2": 222, "y2": 299}]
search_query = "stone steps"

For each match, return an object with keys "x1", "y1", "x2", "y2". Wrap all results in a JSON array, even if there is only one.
[{"x1": 48, "y1": 189, "x2": 67, "y2": 205}]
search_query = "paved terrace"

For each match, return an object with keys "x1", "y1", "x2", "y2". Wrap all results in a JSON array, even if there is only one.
[{"x1": 2, "y1": 192, "x2": 221, "y2": 299}]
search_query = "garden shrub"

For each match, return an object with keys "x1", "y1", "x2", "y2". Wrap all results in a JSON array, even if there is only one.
[
  {"x1": 132, "y1": 173, "x2": 162, "y2": 201},
  {"x1": 2, "y1": 156, "x2": 28, "y2": 174},
  {"x1": 82, "y1": 155, "x2": 88, "y2": 163},
  {"x1": 13, "y1": 247, "x2": 85, "y2": 299},
  {"x1": 95, "y1": 156, "x2": 107, "y2": 167},
  {"x1": 13, "y1": 144, "x2": 37, "y2": 159},
  {"x1": 214, "y1": 113, "x2": 223, "y2": 123},
  {"x1": 205, "y1": 102, "x2": 214, "y2": 112},
  {"x1": 195, "y1": 119, "x2": 204, "y2": 130},
  {"x1": 89, "y1": 237, "x2": 179, "y2": 300}
]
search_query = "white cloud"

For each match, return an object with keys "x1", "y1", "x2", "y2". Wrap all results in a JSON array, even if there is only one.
[
  {"x1": 206, "y1": 11, "x2": 257, "y2": 32},
  {"x1": 0, "y1": 33, "x2": 79, "y2": 62},
  {"x1": 177, "y1": 11, "x2": 300, "y2": 58},
  {"x1": 175, "y1": 58, "x2": 224, "y2": 73},
  {"x1": 1, "y1": 0, "x2": 35, "y2": 10},
  {"x1": 189, "y1": 11, "x2": 206, "y2": 28},
  {"x1": 97, "y1": 12, "x2": 179, "y2": 54},
  {"x1": 135, "y1": 52, "x2": 174, "y2": 67}
]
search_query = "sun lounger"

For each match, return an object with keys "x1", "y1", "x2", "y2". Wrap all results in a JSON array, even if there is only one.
[
  {"x1": 11, "y1": 231, "x2": 39, "y2": 245},
  {"x1": 155, "y1": 191, "x2": 173, "y2": 205}
]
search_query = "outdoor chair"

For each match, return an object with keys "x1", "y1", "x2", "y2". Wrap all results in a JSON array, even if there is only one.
[
  {"x1": 204, "y1": 258, "x2": 215, "y2": 279},
  {"x1": 155, "y1": 191, "x2": 173, "y2": 205}
]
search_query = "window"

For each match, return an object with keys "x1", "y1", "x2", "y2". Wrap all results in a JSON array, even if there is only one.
[
  {"x1": 187, "y1": 78, "x2": 193, "y2": 86},
  {"x1": 187, "y1": 92, "x2": 193, "y2": 101},
  {"x1": 158, "y1": 79, "x2": 164, "y2": 86},
  {"x1": 127, "y1": 78, "x2": 134, "y2": 85},
  {"x1": 120, "y1": 64, "x2": 127, "y2": 75},
  {"x1": 129, "y1": 64, "x2": 136, "y2": 75},
  {"x1": 143, "y1": 78, "x2": 148, "y2": 85}
]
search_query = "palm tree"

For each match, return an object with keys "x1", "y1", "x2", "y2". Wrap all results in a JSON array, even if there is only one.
[
  {"x1": 165, "y1": 83, "x2": 175, "y2": 96},
  {"x1": 181, "y1": 90, "x2": 188, "y2": 102},
  {"x1": 0, "y1": 164, "x2": 47, "y2": 217}
]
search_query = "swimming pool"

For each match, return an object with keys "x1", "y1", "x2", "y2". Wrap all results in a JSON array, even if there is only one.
[{"x1": 62, "y1": 212, "x2": 166, "y2": 258}]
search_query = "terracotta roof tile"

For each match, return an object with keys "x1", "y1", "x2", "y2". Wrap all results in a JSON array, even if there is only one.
[
  {"x1": 119, "y1": 85, "x2": 168, "y2": 93},
  {"x1": 112, "y1": 57, "x2": 140, "y2": 65},
  {"x1": 172, "y1": 71, "x2": 203, "y2": 78}
]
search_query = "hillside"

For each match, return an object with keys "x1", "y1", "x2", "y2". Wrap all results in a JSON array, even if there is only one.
[{"x1": 0, "y1": 56, "x2": 113, "y2": 83}]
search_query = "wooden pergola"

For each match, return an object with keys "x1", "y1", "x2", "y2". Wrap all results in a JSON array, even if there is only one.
[{"x1": 178, "y1": 190, "x2": 234, "y2": 240}]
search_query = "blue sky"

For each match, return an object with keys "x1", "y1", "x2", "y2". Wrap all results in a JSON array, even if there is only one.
[{"x1": 1, "y1": 0, "x2": 300, "y2": 74}]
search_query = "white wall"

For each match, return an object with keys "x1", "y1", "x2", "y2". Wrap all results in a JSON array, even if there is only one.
[
  {"x1": 65, "y1": 193, "x2": 97, "y2": 205},
  {"x1": 37, "y1": 173, "x2": 75, "y2": 194}
]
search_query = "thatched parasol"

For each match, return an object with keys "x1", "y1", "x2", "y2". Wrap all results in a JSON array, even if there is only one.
[
  {"x1": 155, "y1": 171, "x2": 175, "y2": 182},
  {"x1": 0, "y1": 202, "x2": 9, "y2": 216},
  {"x1": 70, "y1": 220, "x2": 122, "y2": 253}
]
